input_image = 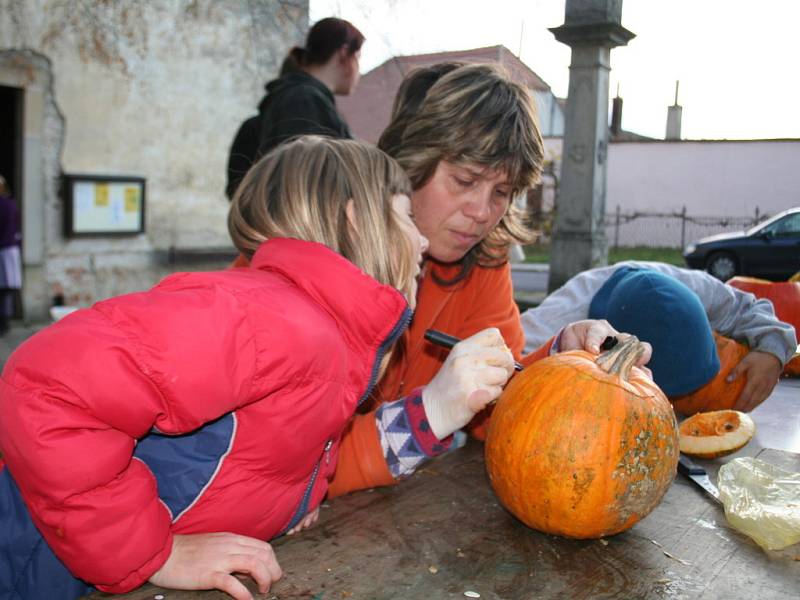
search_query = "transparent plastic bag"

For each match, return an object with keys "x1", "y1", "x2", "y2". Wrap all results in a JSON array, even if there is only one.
[{"x1": 718, "y1": 457, "x2": 800, "y2": 550}]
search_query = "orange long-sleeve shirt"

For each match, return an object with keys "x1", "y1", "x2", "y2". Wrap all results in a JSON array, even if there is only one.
[{"x1": 328, "y1": 260, "x2": 553, "y2": 497}]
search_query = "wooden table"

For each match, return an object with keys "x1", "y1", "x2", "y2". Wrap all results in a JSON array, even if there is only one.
[{"x1": 92, "y1": 379, "x2": 800, "y2": 600}]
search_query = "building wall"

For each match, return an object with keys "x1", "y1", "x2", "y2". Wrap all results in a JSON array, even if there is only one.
[
  {"x1": 538, "y1": 138, "x2": 799, "y2": 247},
  {"x1": 607, "y1": 140, "x2": 800, "y2": 216},
  {"x1": 606, "y1": 140, "x2": 800, "y2": 246},
  {"x1": 534, "y1": 92, "x2": 565, "y2": 138},
  {"x1": 0, "y1": 0, "x2": 308, "y2": 319}
]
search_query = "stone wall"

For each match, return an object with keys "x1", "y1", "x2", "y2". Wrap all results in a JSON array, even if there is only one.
[{"x1": 0, "y1": 0, "x2": 308, "y2": 319}]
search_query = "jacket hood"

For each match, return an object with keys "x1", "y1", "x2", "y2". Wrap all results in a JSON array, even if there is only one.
[
  {"x1": 250, "y1": 238, "x2": 411, "y2": 358},
  {"x1": 259, "y1": 72, "x2": 333, "y2": 113}
]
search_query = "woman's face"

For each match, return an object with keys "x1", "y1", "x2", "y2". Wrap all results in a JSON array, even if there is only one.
[
  {"x1": 392, "y1": 193, "x2": 428, "y2": 305},
  {"x1": 411, "y1": 161, "x2": 512, "y2": 264}
]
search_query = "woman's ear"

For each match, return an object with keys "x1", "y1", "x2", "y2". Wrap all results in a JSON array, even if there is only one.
[
  {"x1": 345, "y1": 198, "x2": 359, "y2": 234},
  {"x1": 337, "y1": 45, "x2": 351, "y2": 69}
]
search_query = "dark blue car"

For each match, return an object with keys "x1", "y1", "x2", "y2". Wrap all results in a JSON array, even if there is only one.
[{"x1": 683, "y1": 207, "x2": 800, "y2": 281}]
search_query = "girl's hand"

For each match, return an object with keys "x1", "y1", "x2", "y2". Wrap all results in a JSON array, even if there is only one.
[
  {"x1": 286, "y1": 507, "x2": 320, "y2": 535},
  {"x1": 149, "y1": 532, "x2": 282, "y2": 600}
]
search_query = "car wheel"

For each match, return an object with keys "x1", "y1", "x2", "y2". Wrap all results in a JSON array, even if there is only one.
[{"x1": 707, "y1": 252, "x2": 738, "y2": 281}]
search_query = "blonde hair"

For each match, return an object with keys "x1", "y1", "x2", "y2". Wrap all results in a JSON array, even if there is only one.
[
  {"x1": 228, "y1": 136, "x2": 417, "y2": 307},
  {"x1": 379, "y1": 63, "x2": 544, "y2": 280}
]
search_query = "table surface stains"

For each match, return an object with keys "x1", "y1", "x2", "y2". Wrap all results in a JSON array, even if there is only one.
[{"x1": 88, "y1": 380, "x2": 800, "y2": 599}]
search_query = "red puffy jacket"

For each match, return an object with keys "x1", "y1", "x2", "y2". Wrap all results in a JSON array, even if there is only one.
[{"x1": 0, "y1": 238, "x2": 409, "y2": 594}]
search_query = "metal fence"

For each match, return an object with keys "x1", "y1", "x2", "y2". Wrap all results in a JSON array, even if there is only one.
[{"x1": 604, "y1": 206, "x2": 767, "y2": 249}]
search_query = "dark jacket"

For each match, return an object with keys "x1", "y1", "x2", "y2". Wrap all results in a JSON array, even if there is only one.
[
  {"x1": 0, "y1": 195, "x2": 20, "y2": 248},
  {"x1": 225, "y1": 72, "x2": 351, "y2": 200}
]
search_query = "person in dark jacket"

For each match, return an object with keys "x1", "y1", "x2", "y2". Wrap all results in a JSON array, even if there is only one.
[
  {"x1": 0, "y1": 175, "x2": 21, "y2": 335},
  {"x1": 225, "y1": 17, "x2": 363, "y2": 200}
]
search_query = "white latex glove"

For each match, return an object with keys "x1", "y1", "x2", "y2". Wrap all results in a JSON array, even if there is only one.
[{"x1": 422, "y1": 328, "x2": 514, "y2": 439}]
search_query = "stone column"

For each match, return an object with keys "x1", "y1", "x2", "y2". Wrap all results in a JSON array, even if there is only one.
[{"x1": 547, "y1": 0, "x2": 635, "y2": 292}]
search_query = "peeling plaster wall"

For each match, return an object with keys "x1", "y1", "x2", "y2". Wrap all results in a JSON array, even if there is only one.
[{"x1": 0, "y1": 0, "x2": 308, "y2": 313}]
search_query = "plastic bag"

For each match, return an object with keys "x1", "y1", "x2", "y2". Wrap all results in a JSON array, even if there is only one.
[{"x1": 718, "y1": 457, "x2": 800, "y2": 550}]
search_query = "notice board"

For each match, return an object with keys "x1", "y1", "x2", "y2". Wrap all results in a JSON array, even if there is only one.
[{"x1": 64, "y1": 174, "x2": 146, "y2": 236}]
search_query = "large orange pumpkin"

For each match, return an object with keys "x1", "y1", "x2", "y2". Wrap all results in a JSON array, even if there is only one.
[
  {"x1": 727, "y1": 276, "x2": 800, "y2": 335},
  {"x1": 727, "y1": 276, "x2": 800, "y2": 378},
  {"x1": 485, "y1": 337, "x2": 678, "y2": 539},
  {"x1": 670, "y1": 332, "x2": 749, "y2": 415}
]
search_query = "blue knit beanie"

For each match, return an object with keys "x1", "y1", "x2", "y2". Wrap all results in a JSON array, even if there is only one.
[{"x1": 588, "y1": 266, "x2": 720, "y2": 396}]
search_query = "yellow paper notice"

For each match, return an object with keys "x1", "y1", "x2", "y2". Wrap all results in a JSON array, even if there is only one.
[
  {"x1": 124, "y1": 187, "x2": 140, "y2": 213},
  {"x1": 95, "y1": 184, "x2": 109, "y2": 207}
]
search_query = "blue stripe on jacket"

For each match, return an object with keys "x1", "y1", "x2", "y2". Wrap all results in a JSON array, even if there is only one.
[
  {"x1": 0, "y1": 414, "x2": 235, "y2": 599},
  {"x1": 133, "y1": 412, "x2": 236, "y2": 521}
]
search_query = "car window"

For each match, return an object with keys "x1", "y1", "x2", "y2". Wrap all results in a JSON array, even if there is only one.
[{"x1": 764, "y1": 213, "x2": 800, "y2": 238}]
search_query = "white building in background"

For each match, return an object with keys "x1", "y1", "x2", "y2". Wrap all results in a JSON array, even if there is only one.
[
  {"x1": 0, "y1": 0, "x2": 308, "y2": 320},
  {"x1": 342, "y1": 45, "x2": 800, "y2": 249}
]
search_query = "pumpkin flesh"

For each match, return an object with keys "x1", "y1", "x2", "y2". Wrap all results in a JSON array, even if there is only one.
[
  {"x1": 485, "y1": 339, "x2": 679, "y2": 539},
  {"x1": 679, "y1": 410, "x2": 755, "y2": 459}
]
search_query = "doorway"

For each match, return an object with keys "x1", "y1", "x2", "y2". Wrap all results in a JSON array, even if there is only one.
[{"x1": 0, "y1": 84, "x2": 23, "y2": 319}]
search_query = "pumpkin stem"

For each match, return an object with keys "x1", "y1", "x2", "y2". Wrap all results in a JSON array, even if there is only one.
[{"x1": 595, "y1": 335, "x2": 646, "y2": 381}]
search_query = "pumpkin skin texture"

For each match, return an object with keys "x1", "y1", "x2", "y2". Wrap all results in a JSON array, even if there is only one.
[
  {"x1": 727, "y1": 276, "x2": 800, "y2": 336},
  {"x1": 670, "y1": 332, "x2": 749, "y2": 416},
  {"x1": 485, "y1": 337, "x2": 679, "y2": 539}
]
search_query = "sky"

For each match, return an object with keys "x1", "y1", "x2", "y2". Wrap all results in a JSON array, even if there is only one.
[{"x1": 310, "y1": 0, "x2": 800, "y2": 140}]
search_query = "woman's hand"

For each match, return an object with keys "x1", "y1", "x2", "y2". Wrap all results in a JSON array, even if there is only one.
[
  {"x1": 422, "y1": 328, "x2": 514, "y2": 439},
  {"x1": 560, "y1": 319, "x2": 653, "y2": 373},
  {"x1": 286, "y1": 507, "x2": 320, "y2": 535},
  {"x1": 149, "y1": 532, "x2": 282, "y2": 600}
]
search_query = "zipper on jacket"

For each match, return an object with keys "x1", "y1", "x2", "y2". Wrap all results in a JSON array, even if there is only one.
[
  {"x1": 278, "y1": 307, "x2": 411, "y2": 537},
  {"x1": 357, "y1": 306, "x2": 413, "y2": 407},
  {"x1": 278, "y1": 438, "x2": 331, "y2": 537}
]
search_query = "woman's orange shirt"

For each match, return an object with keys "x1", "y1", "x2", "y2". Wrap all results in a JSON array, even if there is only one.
[
  {"x1": 327, "y1": 260, "x2": 552, "y2": 497},
  {"x1": 231, "y1": 253, "x2": 552, "y2": 497}
]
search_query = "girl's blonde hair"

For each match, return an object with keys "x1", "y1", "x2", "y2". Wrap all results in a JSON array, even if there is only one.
[
  {"x1": 379, "y1": 63, "x2": 544, "y2": 281},
  {"x1": 228, "y1": 136, "x2": 417, "y2": 306}
]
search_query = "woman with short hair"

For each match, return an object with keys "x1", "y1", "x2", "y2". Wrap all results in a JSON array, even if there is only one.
[{"x1": 328, "y1": 63, "x2": 638, "y2": 497}]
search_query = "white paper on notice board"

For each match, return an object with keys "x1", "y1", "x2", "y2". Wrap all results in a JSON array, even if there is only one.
[
  {"x1": 71, "y1": 179, "x2": 143, "y2": 233},
  {"x1": 74, "y1": 182, "x2": 94, "y2": 215}
]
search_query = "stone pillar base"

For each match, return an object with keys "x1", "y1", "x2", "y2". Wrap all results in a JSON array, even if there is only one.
[{"x1": 547, "y1": 230, "x2": 608, "y2": 292}]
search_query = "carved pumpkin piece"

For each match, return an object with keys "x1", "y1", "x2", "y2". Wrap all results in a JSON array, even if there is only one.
[{"x1": 679, "y1": 410, "x2": 755, "y2": 459}]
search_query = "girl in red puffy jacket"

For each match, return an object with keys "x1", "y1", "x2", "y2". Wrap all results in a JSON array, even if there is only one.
[{"x1": 0, "y1": 136, "x2": 518, "y2": 599}]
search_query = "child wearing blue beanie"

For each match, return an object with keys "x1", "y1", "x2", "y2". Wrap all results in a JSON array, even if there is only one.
[{"x1": 588, "y1": 266, "x2": 720, "y2": 396}]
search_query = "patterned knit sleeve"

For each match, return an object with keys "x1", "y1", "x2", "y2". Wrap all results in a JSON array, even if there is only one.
[{"x1": 375, "y1": 388, "x2": 456, "y2": 478}]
